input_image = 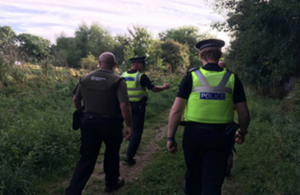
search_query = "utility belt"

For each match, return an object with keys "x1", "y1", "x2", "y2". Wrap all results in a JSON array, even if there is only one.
[
  {"x1": 72, "y1": 109, "x2": 122, "y2": 131},
  {"x1": 130, "y1": 96, "x2": 148, "y2": 110},
  {"x1": 181, "y1": 121, "x2": 239, "y2": 137},
  {"x1": 83, "y1": 111, "x2": 123, "y2": 119}
]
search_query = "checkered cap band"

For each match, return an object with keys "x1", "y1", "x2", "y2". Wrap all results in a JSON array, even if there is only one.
[{"x1": 200, "y1": 43, "x2": 220, "y2": 51}]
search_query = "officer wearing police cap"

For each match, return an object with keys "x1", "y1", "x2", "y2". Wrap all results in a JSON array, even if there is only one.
[
  {"x1": 167, "y1": 39, "x2": 250, "y2": 195},
  {"x1": 122, "y1": 56, "x2": 170, "y2": 165}
]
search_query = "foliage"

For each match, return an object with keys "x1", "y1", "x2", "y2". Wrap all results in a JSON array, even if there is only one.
[
  {"x1": 112, "y1": 35, "x2": 131, "y2": 66},
  {"x1": 55, "y1": 23, "x2": 114, "y2": 68},
  {"x1": 211, "y1": 0, "x2": 300, "y2": 97},
  {"x1": 0, "y1": 66, "x2": 179, "y2": 194},
  {"x1": 0, "y1": 26, "x2": 17, "y2": 52},
  {"x1": 160, "y1": 39, "x2": 190, "y2": 73},
  {"x1": 125, "y1": 88, "x2": 300, "y2": 195},
  {"x1": 232, "y1": 89, "x2": 300, "y2": 194},
  {"x1": 122, "y1": 44, "x2": 136, "y2": 72},
  {"x1": 87, "y1": 23, "x2": 114, "y2": 58},
  {"x1": 17, "y1": 33, "x2": 51, "y2": 63},
  {"x1": 54, "y1": 35, "x2": 76, "y2": 67},
  {"x1": 0, "y1": 68, "x2": 82, "y2": 195},
  {"x1": 122, "y1": 26, "x2": 154, "y2": 71},
  {"x1": 0, "y1": 53, "x2": 9, "y2": 86},
  {"x1": 159, "y1": 26, "x2": 213, "y2": 68},
  {"x1": 79, "y1": 52, "x2": 98, "y2": 71},
  {"x1": 127, "y1": 26, "x2": 153, "y2": 56}
]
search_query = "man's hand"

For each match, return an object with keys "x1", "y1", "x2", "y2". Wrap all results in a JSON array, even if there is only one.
[
  {"x1": 167, "y1": 140, "x2": 178, "y2": 153},
  {"x1": 235, "y1": 132, "x2": 245, "y2": 144},
  {"x1": 163, "y1": 82, "x2": 170, "y2": 89},
  {"x1": 124, "y1": 127, "x2": 132, "y2": 142}
]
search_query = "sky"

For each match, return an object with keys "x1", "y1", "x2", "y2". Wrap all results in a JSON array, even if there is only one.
[{"x1": 0, "y1": 0, "x2": 230, "y2": 46}]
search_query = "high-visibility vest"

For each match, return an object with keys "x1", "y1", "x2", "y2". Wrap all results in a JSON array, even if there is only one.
[
  {"x1": 184, "y1": 67, "x2": 235, "y2": 124},
  {"x1": 122, "y1": 71, "x2": 147, "y2": 102}
]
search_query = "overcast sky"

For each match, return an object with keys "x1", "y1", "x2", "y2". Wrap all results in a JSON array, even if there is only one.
[{"x1": 0, "y1": 0, "x2": 230, "y2": 46}]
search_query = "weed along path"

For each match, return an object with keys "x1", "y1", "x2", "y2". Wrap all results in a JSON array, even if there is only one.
[{"x1": 51, "y1": 109, "x2": 241, "y2": 195}]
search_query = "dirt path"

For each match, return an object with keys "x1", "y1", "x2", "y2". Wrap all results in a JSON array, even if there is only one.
[
  {"x1": 82, "y1": 116, "x2": 169, "y2": 195},
  {"x1": 63, "y1": 111, "x2": 241, "y2": 195}
]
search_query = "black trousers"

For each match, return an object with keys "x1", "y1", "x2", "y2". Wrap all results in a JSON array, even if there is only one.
[
  {"x1": 126, "y1": 101, "x2": 146, "y2": 161},
  {"x1": 182, "y1": 123, "x2": 235, "y2": 195},
  {"x1": 65, "y1": 113, "x2": 123, "y2": 195}
]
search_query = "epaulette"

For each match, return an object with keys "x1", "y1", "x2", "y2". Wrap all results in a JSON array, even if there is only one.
[{"x1": 189, "y1": 66, "x2": 200, "y2": 72}]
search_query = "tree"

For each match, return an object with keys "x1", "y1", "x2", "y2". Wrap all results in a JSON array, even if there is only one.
[
  {"x1": 55, "y1": 23, "x2": 114, "y2": 68},
  {"x1": 211, "y1": 0, "x2": 300, "y2": 97},
  {"x1": 80, "y1": 52, "x2": 98, "y2": 71},
  {"x1": 0, "y1": 26, "x2": 20, "y2": 65},
  {"x1": 159, "y1": 26, "x2": 214, "y2": 68},
  {"x1": 160, "y1": 39, "x2": 190, "y2": 73},
  {"x1": 87, "y1": 23, "x2": 114, "y2": 58},
  {"x1": 123, "y1": 26, "x2": 154, "y2": 69},
  {"x1": 17, "y1": 33, "x2": 51, "y2": 63},
  {"x1": 112, "y1": 35, "x2": 131, "y2": 66},
  {"x1": 0, "y1": 26, "x2": 17, "y2": 51},
  {"x1": 127, "y1": 26, "x2": 153, "y2": 56}
]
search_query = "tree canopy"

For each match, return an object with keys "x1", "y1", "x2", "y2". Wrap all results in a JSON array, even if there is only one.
[
  {"x1": 0, "y1": 23, "x2": 213, "y2": 75},
  {"x1": 212, "y1": 0, "x2": 300, "y2": 97}
]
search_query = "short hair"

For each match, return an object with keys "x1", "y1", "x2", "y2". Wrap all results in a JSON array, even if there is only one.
[
  {"x1": 99, "y1": 52, "x2": 116, "y2": 67},
  {"x1": 200, "y1": 47, "x2": 222, "y2": 62}
]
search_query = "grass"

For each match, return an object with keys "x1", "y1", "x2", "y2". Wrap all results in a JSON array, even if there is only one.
[
  {"x1": 109, "y1": 87, "x2": 300, "y2": 195},
  {"x1": 0, "y1": 65, "x2": 179, "y2": 195},
  {"x1": 124, "y1": 126, "x2": 186, "y2": 195},
  {"x1": 232, "y1": 88, "x2": 300, "y2": 195},
  {"x1": 2, "y1": 65, "x2": 300, "y2": 195}
]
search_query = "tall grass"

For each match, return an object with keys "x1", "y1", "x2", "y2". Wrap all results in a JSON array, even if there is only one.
[
  {"x1": 0, "y1": 67, "x2": 180, "y2": 195},
  {"x1": 0, "y1": 69, "x2": 81, "y2": 195},
  {"x1": 233, "y1": 88, "x2": 300, "y2": 195},
  {"x1": 124, "y1": 88, "x2": 300, "y2": 195}
]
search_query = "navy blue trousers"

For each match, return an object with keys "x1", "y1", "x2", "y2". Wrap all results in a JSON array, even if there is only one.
[
  {"x1": 183, "y1": 123, "x2": 235, "y2": 195},
  {"x1": 65, "y1": 113, "x2": 123, "y2": 195},
  {"x1": 126, "y1": 101, "x2": 146, "y2": 161}
]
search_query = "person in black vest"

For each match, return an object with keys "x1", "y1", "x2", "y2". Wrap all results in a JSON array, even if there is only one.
[{"x1": 65, "y1": 52, "x2": 133, "y2": 194}]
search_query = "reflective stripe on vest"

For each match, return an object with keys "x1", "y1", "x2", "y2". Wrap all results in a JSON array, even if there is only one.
[
  {"x1": 122, "y1": 71, "x2": 147, "y2": 102},
  {"x1": 184, "y1": 68, "x2": 235, "y2": 124},
  {"x1": 193, "y1": 69, "x2": 232, "y2": 94}
]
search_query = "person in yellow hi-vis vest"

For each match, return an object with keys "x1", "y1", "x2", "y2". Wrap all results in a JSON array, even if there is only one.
[
  {"x1": 167, "y1": 39, "x2": 250, "y2": 195},
  {"x1": 122, "y1": 56, "x2": 170, "y2": 165}
]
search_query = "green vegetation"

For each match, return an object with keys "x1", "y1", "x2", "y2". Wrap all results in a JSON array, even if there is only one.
[
  {"x1": 1, "y1": 1, "x2": 300, "y2": 194},
  {"x1": 125, "y1": 127, "x2": 185, "y2": 195},
  {"x1": 0, "y1": 64, "x2": 180, "y2": 194},
  {"x1": 121, "y1": 88, "x2": 300, "y2": 195},
  {"x1": 233, "y1": 89, "x2": 300, "y2": 194},
  {"x1": 210, "y1": 0, "x2": 300, "y2": 98},
  {"x1": 0, "y1": 68, "x2": 81, "y2": 194}
]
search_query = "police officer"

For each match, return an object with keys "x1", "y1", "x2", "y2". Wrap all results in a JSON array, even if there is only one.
[
  {"x1": 167, "y1": 39, "x2": 250, "y2": 195},
  {"x1": 65, "y1": 52, "x2": 133, "y2": 194},
  {"x1": 122, "y1": 56, "x2": 170, "y2": 165}
]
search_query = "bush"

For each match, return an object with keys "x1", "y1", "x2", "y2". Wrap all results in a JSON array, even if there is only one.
[{"x1": 79, "y1": 52, "x2": 98, "y2": 71}]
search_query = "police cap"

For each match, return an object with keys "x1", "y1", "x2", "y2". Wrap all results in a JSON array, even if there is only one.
[
  {"x1": 130, "y1": 56, "x2": 147, "y2": 65},
  {"x1": 195, "y1": 39, "x2": 225, "y2": 51}
]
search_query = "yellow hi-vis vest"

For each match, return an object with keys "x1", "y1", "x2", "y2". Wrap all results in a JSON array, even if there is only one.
[
  {"x1": 184, "y1": 67, "x2": 235, "y2": 124},
  {"x1": 122, "y1": 71, "x2": 148, "y2": 102}
]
